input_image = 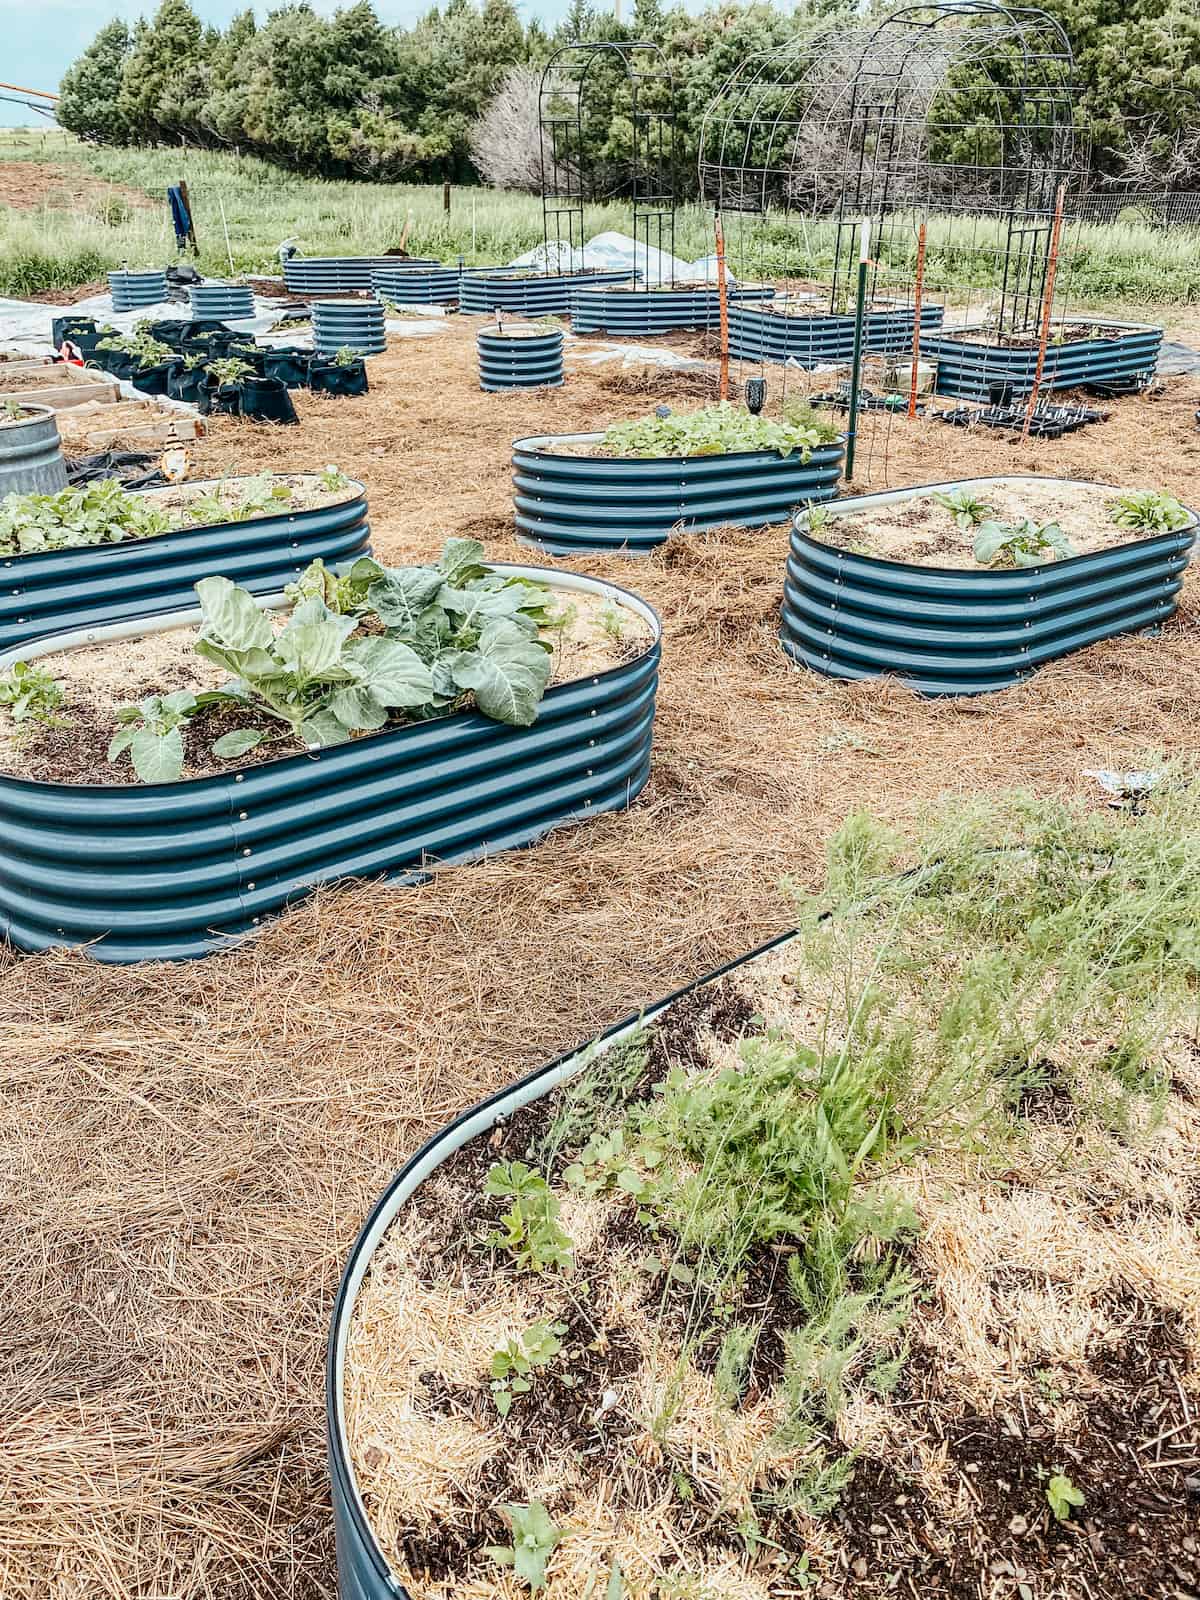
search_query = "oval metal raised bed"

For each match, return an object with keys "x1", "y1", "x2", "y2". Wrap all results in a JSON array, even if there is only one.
[
  {"x1": 0, "y1": 567, "x2": 660, "y2": 963},
  {"x1": 187, "y1": 283, "x2": 255, "y2": 321},
  {"x1": 477, "y1": 326, "x2": 564, "y2": 391},
  {"x1": 512, "y1": 431, "x2": 846, "y2": 556},
  {"x1": 0, "y1": 474, "x2": 370, "y2": 655},
  {"x1": 371, "y1": 266, "x2": 466, "y2": 304},
  {"x1": 312, "y1": 300, "x2": 387, "y2": 358},
  {"x1": 924, "y1": 321, "x2": 1163, "y2": 400},
  {"x1": 325, "y1": 927, "x2": 795, "y2": 1600},
  {"x1": 460, "y1": 268, "x2": 635, "y2": 317},
  {"x1": 729, "y1": 301, "x2": 946, "y2": 366},
  {"x1": 570, "y1": 282, "x2": 775, "y2": 336},
  {"x1": 283, "y1": 258, "x2": 439, "y2": 294},
  {"x1": 108, "y1": 269, "x2": 168, "y2": 312},
  {"x1": 0, "y1": 403, "x2": 68, "y2": 498},
  {"x1": 781, "y1": 476, "x2": 1199, "y2": 697}
]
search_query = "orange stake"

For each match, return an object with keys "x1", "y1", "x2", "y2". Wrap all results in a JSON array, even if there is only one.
[
  {"x1": 908, "y1": 220, "x2": 927, "y2": 419},
  {"x1": 1023, "y1": 184, "x2": 1066, "y2": 437},
  {"x1": 715, "y1": 213, "x2": 729, "y2": 402}
]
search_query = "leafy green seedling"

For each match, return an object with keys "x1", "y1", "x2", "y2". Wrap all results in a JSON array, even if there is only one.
[
  {"x1": 973, "y1": 519, "x2": 1075, "y2": 568},
  {"x1": 490, "y1": 1320, "x2": 567, "y2": 1415},
  {"x1": 205, "y1": 356, "x2": 256, "y2": 388},
  {"x1": 933, "y1": 488, "x2": 995, "y2": 530},
  {"x1": 484, "y1": 1161, "x2": 574, "y2": 1273},
  {"x1": 714, "y1": 1323, "x2": 758, "y2": 1405},
  {"x1": 1108, "y1": 490, "x2": 1190, "y2": 535},
  {"x1": 602, "y1": 399, "x2": 839, "y2": 462},
  {"x1": 318, "y1": 464, "x2": 351, "y2": 492},
  {"x1": 486, "y1": 1502, "x2": 562, "y2": 1591},
  {"x1": 598, "y1": 602, "x2": 625, "y2": 642},
  {"x1": 2, "y1": 398, "x2": 26, "y2": 422},
  {"x1": 1046, "y1": 1472, "x2": 1085, "y2": 1522},
  {"x1": 108, "y1": 691, "x2": 200, "y2": 783},
  {"x1": 0, "y1": 480, "x2": 170, "y2": 558},
  {"x1": 0, "y1": 660, "x2": 65, "y2": 724},
  {"x1": 331, "y1": 345, "x2": 362, "y2": 367}
]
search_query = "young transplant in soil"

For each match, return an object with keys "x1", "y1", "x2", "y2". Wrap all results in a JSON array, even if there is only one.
[{"x1": 335, "y1": 785, "x2": 1200, "y2": 1600}]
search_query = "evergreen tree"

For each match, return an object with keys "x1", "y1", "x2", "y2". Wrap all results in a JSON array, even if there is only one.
[
  {"x1": 57, "y1": 20, "x2": 133, "y2": 144},
  {"x1": 117, "y1": 0, "x2": 209, "y2": 143}
]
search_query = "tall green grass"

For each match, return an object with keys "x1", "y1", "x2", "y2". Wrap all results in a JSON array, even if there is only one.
[{"x1": 1, "y1": 135, "x2": 1197, "y2": 307}]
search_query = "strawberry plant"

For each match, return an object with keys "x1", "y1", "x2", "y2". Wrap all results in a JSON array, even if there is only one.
[
  {"x1": 973, "y1": 518, "x2": 1076, "y2": 568},
  {"x1": 601, "y1": 400, "x2": 839, "y2": 460}
]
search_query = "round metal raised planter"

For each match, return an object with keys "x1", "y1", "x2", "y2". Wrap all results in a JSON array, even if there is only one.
[
  {"x1": 924, "y1": 321, "x2": 1164, "y2": 401},
  {"x1": 0, "y1": 567, "x2": 660, "y2": 963},
  {"x1": 187, "y1": 283, "x2": 255, "y2": 321},
  {"x1": 107, "y1": 269, "x2": 168, "y2": 311},
  {"x1": 460, "y1": 268, "x2": 635, "y2": 317},
  {"x1": 0, "y1": 403, "x2": 68, "y2": 498},
  {"x1": 283, "y1": 258, "x2": 439, "y2": 294},
  {"x1": 371, "y1": 266, "x2": 465, "y2": 304},
  {"x1": 312, "y1": 300, "x2": 387, "y2": 358},
  {"x1": 570, "y1": 282, "x2": 775, "y2": 336},
  {"x1": 512, "y1": 431, "x2": 846, "y2": 556},
  {"x1": 477, "y1": 325, "x2": 564, "y2": 391},
  {"x1": 0, "y1": 474, "x2": 370, "y2": 655},
  {"x1": 325, "y1": 928, "x2": 795, "y2": 1600},
  {"x1": 781, "y1": 476, "x2": 1199, "y2": 697},
  {"x1": 729, "y1": 301, "x2": 946, "y2": 366}
]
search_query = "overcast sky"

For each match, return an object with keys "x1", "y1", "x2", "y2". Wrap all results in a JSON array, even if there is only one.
[{"x1": 0, "y1": 0, "x2": 581, "y2": 127}]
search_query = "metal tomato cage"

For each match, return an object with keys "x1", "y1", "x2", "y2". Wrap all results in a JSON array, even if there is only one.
[{"x1": 539, "y1": 40, "x2": 676, "y2": 280}]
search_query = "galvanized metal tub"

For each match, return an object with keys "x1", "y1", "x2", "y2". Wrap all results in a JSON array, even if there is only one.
[
  {"x1": 729, "y1": 301, "x2": 946, "y2": 367},
  {"x1": 570, "y1": 282, "x2": 775, "y2": 336},
  {"x1": 371, "y1": 266, "x2": 467, "y2": 304},
  {"x1": 460, "y1": 268, "x2": 636, "y2": 317},
  {"x1": 513, "y1": 430, "x2": 847, "y2": 556},
  {"x1": 924, "y1": 321, "x2": 1164, "y2": 400},
  {"x1": 0, "y1": 473, "x2": 370, "y2": 655},
  {"x1": 0, "y1": 403, "x2": 68, "y2": 499},
  {"x1": 107, "y1": 269, "x2": 168, "y2": 311},
  {"x1": 325, "y1": 928, "x2": 795, "y2": 1600},
  {"x1": 477, "y1": 325, "x2": 564, "y2": 391},
  {"x1": 312, "y1": 300, "x2": 387, "y2": 358},
  {"x1": 187, "y1": 283, "x2": 255, "y2": 321},
  {"x1": 283, "y1": 258, "x2": 439, "y2": 294},
  {"x1": 0, "y1": 567, "x2": 660, "y2": 962},
  {"x1": 782, "y1": 475, "x2": 1199, "y2": 696}
]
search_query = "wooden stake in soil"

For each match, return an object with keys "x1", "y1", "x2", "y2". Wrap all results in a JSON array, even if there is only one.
[
  {"x1": 908, "y1": 219, "x2": 927, "y2": 421},
  {"x1": 715, "y1": 212, "x2": 729, "y2": 402},
  {"x1": 1022, "y1": 183, "x2": 1066, "y2": 438}
]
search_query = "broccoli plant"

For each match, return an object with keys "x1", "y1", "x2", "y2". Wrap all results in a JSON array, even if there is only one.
[
  {"x1": 973, "y1": 519, "x2": 1076, "y2": 568},
  {"x1": 933, "y1": 489, "x2": 995, "y2": 530},
  {"x1": 1108, "y1": 490, "x2": 1190, "y2": 536},
  {"x1": 485, "y1": 1502, "x2": 562, "y2": 1591},
  {"x1": 0, "y1": 660, "x2": 65, "y2": 724},
  {"x1": 107, "y1": 691, "x2": 202, "y2": 783}
]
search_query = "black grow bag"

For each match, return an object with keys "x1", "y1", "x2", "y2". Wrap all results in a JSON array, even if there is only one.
[
  {"x1": 52, "y1": 316, "x2": 104, "y2": 354},
  {"x1": 92, "y1": 347, "x2": 138, "y2": 382},
  {"x1": 238, "y1": 375, "x2": 299, "y2": 425},
  {"x1": 129, "y1": 362, "x2": 173, "y2": 397},
  {"x1": 209, "y1": 382, "x2": 242, "y2": 417},
  {"x1": 262, "y1": 346, "x2": 313, "y2": 389},
  {"x1": 309, "y1": 359, "x2": 369, "y2": 397},
  {"x1": 165, "y1": 360, "x2": 211, "y2": 408}
]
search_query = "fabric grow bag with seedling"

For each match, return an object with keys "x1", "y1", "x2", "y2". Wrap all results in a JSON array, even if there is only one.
[
  {"x1": 0, "y1": 566, "x2": 660, "y2": 962},
  {"x1": 165, "y1": 358, "x2": 210, "y2": 408},
  {"x1": 309, "y1": 358, "x2": 369, "y2": 397},
  {"x1": 238, "y1": 376, "x2": 299, "y2": 426},
  {"x1": 263, "y1": 347, "x2": 313, "y2": 389},
  {"x1": 0, "y1": 472, "x2": 371, "y2": 656},
  {"x1": 129, "y1": 362, "x2": 173, "y2": 397},
  {"x1": 781, "y1": 476, "x2": 1199, "y2": 696}
]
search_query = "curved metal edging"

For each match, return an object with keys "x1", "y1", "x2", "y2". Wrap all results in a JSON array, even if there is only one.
[
  {"x1": 924, "y1": 321, "x2": 1163, "y2": 399},
  {"x1": 283, "y1": 259, "x2": 440, "y2": 294},
  {"x1": 325, "y1": 925, "x2": 800, "y2": 1600},
  {"x1": 477, "y1": 328, "x2": 564, "y2": 391},
  {"x1": 460, "y1": 269, "x2": 636, "y2": 317},
  {"x1": 781, "y1": 475, "x2": 1199, "y2": 696},
  {"x1": 108, "y1": 269, "x2": 168, "y2": 312},
  {"x1": 729, "y1": 302, "x2": 945, "y2": 366},
  {"x1": 312, "y1": 302, "x2": 387, "y2": 358},
  {"x1": 512, "y1": 430, "x2": 846, "y2": 556},
  {"x1": 570, "y1": 284, "x2": 774, "y2": 336},
  {"x1": 188, "y1": 284, "x2": 255, "y2": 321},
  {"x1": 0, "y1": 567, "x2": 661, "y2": 963},
  {"x1": 0, "y1": 476, "x2": 369, "y2": 654},
  {"x1": 371, "y1": 267, "x2": 467, "y2": 305}
]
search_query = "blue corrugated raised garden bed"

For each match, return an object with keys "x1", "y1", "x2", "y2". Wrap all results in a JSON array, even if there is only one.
[
  {"x1": 0, "y1": 543, "x2": 660, "y2": 961},
  {"x1": 925, "y1": 319, "x2": 1164, "y2": 400},
  {"x1": 569, "y1": 280, "x2": 775, "y2": 335},
  {"x1": 0, "y1": 469, "x2": 370, "y2": 653},
  {"x1": 782, "y1": 475, "x2": 1198, "y2": 695},
  {"x1": 729, "y1": 297, "x2": 946, "y2": 366},
  {"x1": 513, "y1": 401, "x2": 846, "y2": 557}
]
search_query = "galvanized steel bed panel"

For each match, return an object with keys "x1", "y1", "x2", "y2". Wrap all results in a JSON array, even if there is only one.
[
  {"x1": 569, "y1": 283, "x2": 775, "y2": 335},
  {"x1": 477, "y1": 328, "x2": 564, "y2": 390},
  {"x1": 512, "y1": 431, "x2": 846, "y2": 555},
  {"x1": 283, "y1": 258, "x2": 439, "y2": 293},
  {"x1": 729, "y1": 302, "x2": 945, "y2": 366},
  {"x1": 781, "y1": 477, "x2": 1198, "y2": 696},
  {"x1": 188, "y1": 284, "x2": 255, "y2": 320},
  {"x1": 0, "y1": 568, "x2": 660, "y2": 962},
  {"x1": 460, "y1": 269, "x2": 635, "y2": 316},
  {"x1": 0, "y1": 477, "x2": 370, "y2": 653},
  {"x1": 371, "y1": 267, "x2": 466, "y2": 304},
  {"x1": 925, "y1": 322, "x2": 1163, "y2": 400},
  {"x1": 108, "y1": 269, "x2": 168, "y2": 312},
  {"x1": 312, "y1": 301, "x2": 387, "y2": 357}
]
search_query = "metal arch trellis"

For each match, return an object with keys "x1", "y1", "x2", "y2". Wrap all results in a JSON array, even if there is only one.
[
  {"x1": 539, "y1": 41, "x2": 676, "y2": 280},
  {"x1": 699, "y1": 3, "x2": 1082, "y2": 334}
]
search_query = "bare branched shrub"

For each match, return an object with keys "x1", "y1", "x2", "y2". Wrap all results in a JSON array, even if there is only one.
[{"x1": 469, "y1": 66, "x2": 547, "y2": 193}]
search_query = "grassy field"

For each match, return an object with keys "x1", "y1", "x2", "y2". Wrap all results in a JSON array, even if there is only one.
[{"x1": 1, "y1": 131, "x2": 1200, "y2": 308}]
